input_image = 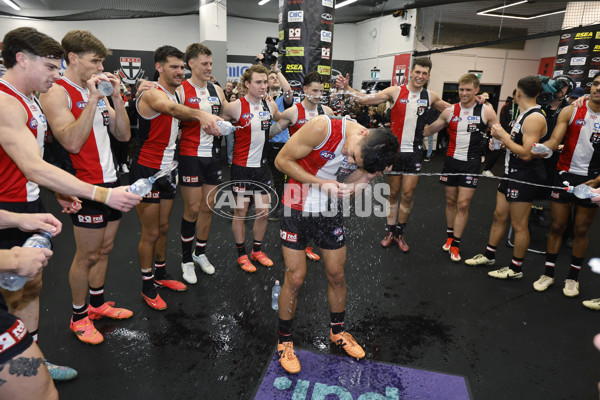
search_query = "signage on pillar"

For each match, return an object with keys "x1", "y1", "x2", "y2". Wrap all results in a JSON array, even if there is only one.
[
  {"x1": 279, "y1": 0, "x2": 335, "y2": 103},
  {"x1": 392, "y1": 53, "x2": 411, "y2": 86},
  {"x1": 554, "y1": 28, "x2": 600, "y2": 90}
]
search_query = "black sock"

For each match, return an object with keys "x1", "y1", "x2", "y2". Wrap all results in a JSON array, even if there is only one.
[
  {"x1": 330, "y1": 311, "x2": 345, "y2": 334},
  {"x1": 236, "y1": 242, "x2": 246, "y2": 257},
  {"x1": 447, "y1": 227, "x2": 454, "y2": 239},
  {"x1": 278, "y1": 318, "x2": 293, "y2": 343},
  {"x1": 253, "y1": 240, "x2": 262, "y2": 253},
  {"x1": 484, "y1": 244, "x2": 497, "y2": 260},
  {"x1": 154, "y1": 261, "x2": 166, "y2": 280},
  {"x1": 142, "y1": 270, "x2": 156, "y2": 297},
  {"x1": 451, "y1": 236, "x2": 461, "y2": 249},
  {"x1": 511, "y1": 257, "x2": 524, "y2": 273},
  {"x1": 567, "y1": 256, "x2": 584, "y2": 281},
  {"x1": 72, "y1": 304, "x2": 89, "y2": 322},
  {"x1": 544, "y1": 253, "x2": 558, "y2": 278},
  {"x1": 395, "y1": 223, "x2": 406, "y2": 237},
  {"x1": 387, "y1": 224, "x2": 396, "y2": 235},
  {"x1": 194, "y1": 239, "x2": 207, "y2": 257},
  {"x1": 181, "y1": 218, "x2": 196, "y2": 263},
  {"x1": 89, "y1": 285, "x2": 105, "y2": 308}
]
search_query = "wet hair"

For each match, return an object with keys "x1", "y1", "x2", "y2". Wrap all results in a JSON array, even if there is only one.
[
  {"x1": 593, "y1": 71, "x2": 600, "y2": 81},
  {"x1": 411, "y1": 57, "x2": 432, "y2": 72},
  {"x1": 360, "y1": 127, "x2": 400, "y2": 173},
  {"x1": 62, "y1": 30, "x2": 110, "y2": 65},
  {"x1": 517, "y1": 75, "x2": 542, "y2": 99},
  {"x1": 185, "y1": 43, "x2": 212, "y2": 67},
  {"x1": 458, "y1": 73, "x2": 480, "y2": 88},
  {"x1": 242, "y1": 64, "x2": 269, "y2": 86},
  {"x1": 2, "y1": 27, "x2": 64, "y2": 69},
  {"x1": 154, "y1": 45, "x2": 184, "y2": 64},
  {"x1": 303, "y1": 71, "x2": 322, "y2": 87}
]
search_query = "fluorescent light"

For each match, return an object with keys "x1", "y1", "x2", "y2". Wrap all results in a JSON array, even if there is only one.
[
  {"x1": 2, "y1": 0, "x2": 20, "y2": 11},
  {"x1": 478, "y1": 0, "x2": 528, "y2": 15},
  {"x1": 258, "y1": 0, "x2": 271, "y2": 5},
  {"x1": 477, "y1": 0, "x2": 565, "y2": 20},
  {"x1": 335, "y1": 0, "x2": 357, "y2": 9}
]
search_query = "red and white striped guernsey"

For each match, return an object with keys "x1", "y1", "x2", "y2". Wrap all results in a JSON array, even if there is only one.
[
  {"x1": 134, "y1": 84, "x2": 179, "y2": 169},
  {"x1": 283, "y1": 117, "x2": 355, "y2": 213},
  {"x1": 446, "y1": 103, "x2": 487, "y2": 161},
  {"x1": 54, "y1": 77, "x2": 117, "y2": 185},
  {"x1": 288, "y1": 102, "x2": 325, "y2": 136},
  {"x1": 557, "y1": 100, "x2": 600, "y2": 177},
  {"x1": 179, "y1": 80, "x2": 221, "y2": 158},
  {"x1": 0, "y1": 79, "x2": 47, "y2": 202},
  {"x1": 232, "y1": 96, "x2": 271, "y2": 168},
  {"x1": 389, "y1": 85, "x2": 430, "y2": 153}
]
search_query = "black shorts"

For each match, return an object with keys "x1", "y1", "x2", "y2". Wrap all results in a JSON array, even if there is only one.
[
  {"x1": 388, "y1": 151, "x2": 422, "y2": 175},
  {"x1": 230, "y1": 164, "x2": 273, "y2": 196},
  {"x1": 70, "y1": 181, "x2": 122, "y2": 229},
  {"x1": 439, "y1": 156, "x2": 481, "y2": 188},
  {"x1": 0, "y1": 199, "x2": 45, "y2": 249},
  {"x1": 280, "y1": 206, "x2": 345, "y2": 250},
  {"x1": 129, "y1": 162, "x2": 177, "y2": 203},
  {"x1": 179, "y1": 155, "x2": 222, "y2": 187},
  {"x1": 550, "y1": 171, "x2": 598, "y2": 208},
  {"x1": 0, "y1": 310, "x2": 33, "y2": 364},
  {"x1": 498, "y1": 166, "x2": 546, "y2": 203}
]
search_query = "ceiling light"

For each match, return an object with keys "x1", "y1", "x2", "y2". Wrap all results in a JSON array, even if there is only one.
[
  {"x1": 258, "y1": 0, "x2": 271, "y2": 5},
  {"x1": 477, "y1": 1, "x2": 565, "y2": 20},
  {"x1": 2, "y1": 0, "x2": 20, "y2": 11},
  {"x1": 478, "y1": 0, "x2": 528, "y2": 14},
  {"x1": 335, "y1": 0, "x2": 358, "y2": 9}
]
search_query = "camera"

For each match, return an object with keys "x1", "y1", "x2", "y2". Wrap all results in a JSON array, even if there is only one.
[
  {"x1": 256, "y1": 37, "x2": 286, "y2": 66},
  {"x1": 537, "y1": 74, "x2": 576, "y2": 106}
]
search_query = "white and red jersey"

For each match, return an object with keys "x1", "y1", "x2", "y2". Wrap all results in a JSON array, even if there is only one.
[
  {"x1": 0, "y1": 79, "x2": 47, "y2": 202},
  {"x1": 54, "y1": 78, "x2": 117, "y2": 185},
  {"x1": 134, "y1": 84, "x2": 179, "y2": 169},
  {"x1": 179, "y1": 80, "x2": 221, "y2": 158},
  {"x1": 557, "y1": 100, "x2": 600, "y2": 176},
  {"x1": 446, "y1": 103, "x2": 487, "y2": 161},
  {"x1": 232, "y1": 96, "x2": 272, "y2": 168},
  {"x1": 389, "y1": 85, "x2": 430, "y2": 153},
  {"x1": 288, "y1": 102, "x2": 325, "y2": 136},
  {"x1": 283, "y1": 117, "x2": 357, "y2": 213}
]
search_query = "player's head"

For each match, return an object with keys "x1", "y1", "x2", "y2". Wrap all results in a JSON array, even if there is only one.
[
  {"x1": 410, "y1": 57, "x2": 432, "y2": 88},
  {"x1": 154, "y1": 45, "x2": 185, "y2": 87},
  {"x1": 303, "y1": 71, "x2": 324, "y2": 105},
  {"x1": 62, "y1": 30, "x2": 111, "y2": 79},
  {"x1": 516, "y1": 75, "x2": 542, "y2": 100},
  {"x1": 590, "y1": 72, "x2": 600, "y2": 104},
  {"x1": 185, "y1": 43, "x2": 212, "y2": 81},
  {"x1": 242, "y1": 64, "x2": 269, "y2": 99},
  {"x1": 359, "y1": 126, "x2": 399, "y2": 173},
  {"x1": 458, "y1": 73, "x2": 480, "y2": 104}
]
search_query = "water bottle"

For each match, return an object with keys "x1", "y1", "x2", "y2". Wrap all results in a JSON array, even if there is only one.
[
  {"x1": 217, "y1": 120, "x2": 236, "y2": 136},
  {"x1": 590, "y1": 258, "x2": 600, "y2": 274},
  {"x1": 271, "y1": 280, "x2": 281, "y2": 311},
  {"x1": 531, "y1": 143, "x2": 553, "y2": 159},
  {"x1": 97, "y1": 79, "x2": 114, "y2": 97},
  {"x1": 565, "y1": 184, "x2": 600, "y2": 199},
  {"x1": 491, "y1": 138, "x2": 502, "y2": 150},
  {"x1": 0, "y1": 231, "x2": 52, "y2": 291},
  {"x1": 128, "y1": 178, "x2": 154, "y2": 196}
]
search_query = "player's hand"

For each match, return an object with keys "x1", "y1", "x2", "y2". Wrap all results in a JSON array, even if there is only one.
[
  {"x1": 103, "y1": 72, "x2": 122, "y2": 98},
  {"x1": 86, "y1": 75, "x2": 106, "y2": 102},
  {"x1": 10, "y1": 246, "x2": 52, "y2": 278},
  {"x1": 335, "y1": 73, "x2": 350, "y2": 90},
  {"x1": 198, "y1": 110, "x2": 222, "y2": 136},
  {"x1": 15, "y1": 213, "x2": 62, "y2": 236},
  {"x1": 490, "y1": 123, "x2": 509, "y2": 141},
  {"x1": 136, "y1": 79, "x2": 158, "y2": 97},
  {"x1": 56, "y1": 193, "x2": 82, "y2": 214},
  {"x1": 321, "y1": 180, "x2": 353, "y2": 199},
  {"x1": 107, "y1": 186, "x2": 142, "y2": 212},
  {"x1": 572, "y1": 95, "x2": 588, "y2": 109}
]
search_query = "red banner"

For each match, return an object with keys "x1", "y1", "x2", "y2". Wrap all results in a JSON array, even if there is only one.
[{"x1": 392, "y1": 53, "x2": 411, "y2": 86}]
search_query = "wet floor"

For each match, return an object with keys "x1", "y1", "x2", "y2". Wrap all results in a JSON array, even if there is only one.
[{"x1": 37, "y1": 153, "x2": 600, "y2": 399}]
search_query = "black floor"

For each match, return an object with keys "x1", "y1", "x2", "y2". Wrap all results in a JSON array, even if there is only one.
[{"x1": 36, "y1": 153, "x2": 600, "y2": 400}]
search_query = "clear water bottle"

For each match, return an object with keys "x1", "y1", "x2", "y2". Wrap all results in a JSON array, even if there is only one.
[
  {"x1": 590, "y1": 258, "x2": 600, "y2": 274},
  {"x1": 128, "y1": 178, "x2": 154, "y2": 196},
  {"x1": 97, "y1": 80, "x2": 114, "y2": 97},
  {"x1": 565, "y1": 184, "x2": 600, "y2": 199},
  {"x1": 491, "y1": 138, "x2": 502, "y2": 150},
  {"x1": 217, "y1": 120, "x2": 236, "y2": 136},
  {"x1": 0, "y1": 231, "x2": 52, "y2": 291},
  {"x1": 271, "y1": 280, "x2": 281, "y2": 311},
  {"x1": 531, "y1": 143, "x2": 553, "y2": 159}
]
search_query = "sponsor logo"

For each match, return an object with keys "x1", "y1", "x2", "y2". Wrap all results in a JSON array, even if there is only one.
[
  {"x1": 279, "y1": 30, "x2": 284, "y2": 41},
  {"x1": 594, "y1": 44, "x2": 600, "y2": 52},
  {"x1": 322, "y1": 0, "x2": 333, "y2": 6},
  {"x1": 317, "y1": 65, "x2": 331, "y2": 75},
  {"x1": 285, "y1": 64, "x2": 304, "y2": 73},
  {"x1": 288, "y1": 10, "x2": 304, "y2": 22},
  {"x1": 451, "y1": 116, "x2": 461, "y2": 122},
  {"x1": 509, "y1": 189, "x2": 519, "y2": 199},
  {"x1": 289, "y1": 27, "x2": 301, "y2": 40},
  {"x1": 188, "y1": 97, "x2": 201, "y2": 104},
  {"x1": 575, "y1": 119, "x2": 586, "y2": 126},
  {"x1": 286, "y1": 47, "x2": 304, "y2": 57},
  {"x1": 551, "y1": 191, "x2": 560, "y2": 199},
  {"x1": 320, "y1": 150, "x2": 335, "y2": 160},
  {"x1": 590, "y1": 69, "x2": 600, "y2": 78},
  {"x1": 440, "y1": 175, "x2": 448, "y2": 182},
  {"x1": 321, "y1": 47, "x2": 331, "y2": 60},
  {"x1": 242, "y1": 112, "x2": 253, "y2": 120},
  {"x1": 555, "y1": 58, "x2": 566, "y2": 64},
  {"x1": 182, "y1": 176, "x2": 199, "y2": 183},
  {"x1": 321, "y1": 13, "x2": 333, "y2": 20},
  {"x1": 398, "y1": 98, "x2": 409, "y2": 104},
  {"x1": 29, "y1": 117, "x2": 38, "y2": 129},
  {"x1": 76, "y1": 101, "x2": 87, "y2": 109},
  {"x1": 592, "y1": 57, "x2": 600, "y2": 62},
  {"x1": 561, "y1": 34, "x2": 571, "y2": 39},
  {"x1": 574, "y1": 44, "x2": 589, "y2": 50},
  {"x1": 77, "y1": 214, "x2": 104, "y2": 224},
  {"x1": 575, "y1": 32, "x2": 593, "y2": 39},
  {"x1": 467, "y1": 116, "x2": 481, "y2": 122},
  {"x1": 333, "y1": 227, "x2": 343, "y2": 236},
  {"x1": 321, "y1": 30, "x2": 332, "y2": 43},
  {"x1": 570, "y1": 57, "x2": 587, "y2": 65},
  {"x1": 557, "y1": 46, "x2": 569, "y2": 55},
  {"x1": 280, "y1": 230, "x2": 298, "y2": 243},
  {"x1": 568, "y1": 70, "x2": 584, "y2": 75},
  {"x1": 208, "y1": 96, "x2": 219, "y2": 103},
  {"x1": 297, "y1": 118, "x2": 307, "y2": 125},
  {"x1": 0, "y1": 320, "x2": 27, "y2": 352},
  {"x1": 258, "y1": 111, "x2": 270, "y2": 119},
  {"x1": 288, "y1": 80, "x2": 302, "y2": 88},
  {"x1": 553, "y1": 70, "x2": 564, "y2": 77}
]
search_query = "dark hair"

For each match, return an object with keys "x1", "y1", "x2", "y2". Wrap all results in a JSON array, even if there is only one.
[
  {"x1": 154, "y1": 45, "x2": 184, "y2": 64},
  {"x1": 303, "y1": 71, "x2": 322, "y2": 87},
  {"x1": 242, "y1": 64, "x2": 269, "y2": 86},
  {"x1": 517, "y1": 75, "x2": 542, "y2": 99},
  {"x1": 412, "y1": 57, "x2": 432, "y2": 72},
  {"x1": 2, "y1": 27, "x2": 64, "y2": 69},
  {"x1": 185, "y1": 43, "x2": 211, "y2": 66},
  {"x1": 360, "y1": 127, "x2": 399, "y2": 173},
  {"x1": 593, "y1": 71, "x2": 600, "y2": 81},
  {"x1": 62, "y1": 30, "x2": 110, "y2": 65}
]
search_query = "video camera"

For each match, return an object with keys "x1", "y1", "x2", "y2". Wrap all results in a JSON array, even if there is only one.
[
  {"x1": 256, "y1": 37, "x2": 286, "y2": 66},
  {"x1": 537, "y1": 74, "x2": 576, "y2": 106}
]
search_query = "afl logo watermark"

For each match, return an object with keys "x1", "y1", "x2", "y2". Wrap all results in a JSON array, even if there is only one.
[
  {"x1": 208, "y1": 181, "x2": 279, "y2": 220},
  {"x1": 319, "y1": 150, "x2": 335, "y2": 160}
]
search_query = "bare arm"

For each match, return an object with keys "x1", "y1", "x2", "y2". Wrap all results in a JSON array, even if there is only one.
[
  {"x1": 269, "y1": 106, "x2": 296, "y2": 137},
  {"x1": 0, "y1": 210, "x2": 62, "y2": 235},
  {"x1": 424, "y1": 107, "x2": 451, "y2": 136},
  {"x1": 323, "y1": 105, "x2": 334, "y2": 116},
  {"x1": 484, "y1": 103, "x2": 499, "y2": 128},
  {"x1": 105, "y1": 72, "x2": 131, "y2": 142},
  {"x1": 335, "y1": 73, "x2": 396, "y2": 106},
  {"x1": 272, "y1": 66, "x2": 294, "y2": 107},
  {"x1": 430, "y1": 90, "x2": 451, "y2": 112},
  {"x1": 492, "y1": 113, "x2": 546, "y2": 161},
  {"x1": 541, "y1": 106, "x2": 571, "y2": 152}
]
